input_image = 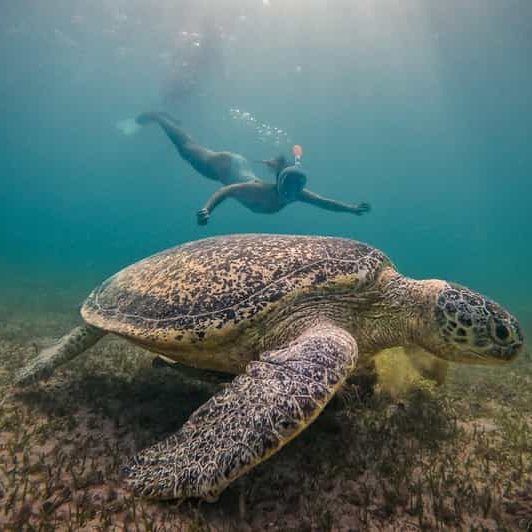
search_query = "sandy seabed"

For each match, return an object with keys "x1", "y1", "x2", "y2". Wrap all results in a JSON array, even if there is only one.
[{"x1": 0, "y1": 303, "x2": 531, "y2": 531}]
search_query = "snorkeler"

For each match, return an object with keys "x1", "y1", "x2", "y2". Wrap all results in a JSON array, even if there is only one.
[
  {"x1": 161, "y1": 16, "x2": 224, "y2": 105},
  {"x1": 117, "y1": 111, "x2": 371, "y2": 225}
]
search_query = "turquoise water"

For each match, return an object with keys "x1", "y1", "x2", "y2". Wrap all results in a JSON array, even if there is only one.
[{"x1": 1, "y1": 0, "x2": 531, "y2": 332}]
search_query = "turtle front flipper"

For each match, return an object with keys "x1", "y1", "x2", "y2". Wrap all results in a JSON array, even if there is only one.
[
  {"x1": 123, "y1": 324, "x2": 358, "y2": 501},
  {"x1": 14, "y1": 324, "x2": 106, "y2": 386}
]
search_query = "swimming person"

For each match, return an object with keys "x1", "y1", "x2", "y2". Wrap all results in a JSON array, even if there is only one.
[{"x1": 117, "y1": 111, "x2": 371, "y2": 225}]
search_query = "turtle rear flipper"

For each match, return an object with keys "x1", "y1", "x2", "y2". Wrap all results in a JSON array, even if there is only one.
[
  {"x1": 123, "y1": 324, "x2": 358, "y2": 501},
  {"x1": 14, "y1": 324, "x2": 105, "y2": 386}
]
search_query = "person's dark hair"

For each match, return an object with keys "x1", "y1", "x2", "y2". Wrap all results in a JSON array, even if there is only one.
[
  {"x1": 256, "y1": 154, "x2": 290, "y2": 179},
  {"x1": 273, "y1": 155, "x2": 289, "y2": 180}
]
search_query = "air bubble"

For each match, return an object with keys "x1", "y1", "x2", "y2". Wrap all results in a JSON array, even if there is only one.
[{"x1": 228, "y1": 108, "x2": 292, "y2": 147}]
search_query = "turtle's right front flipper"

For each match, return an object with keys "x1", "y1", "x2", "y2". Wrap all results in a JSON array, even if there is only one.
[
  {"x1": 14, "y1": 325, "x2": 105, "y2": 386},
  {"x1": 123, "y1": 324, "x2": 358, "y2": 501}
]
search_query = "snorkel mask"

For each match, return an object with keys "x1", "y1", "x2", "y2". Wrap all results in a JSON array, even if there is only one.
[{"x1": 277, "y1": 145, "x2": 307, "y2": 200}]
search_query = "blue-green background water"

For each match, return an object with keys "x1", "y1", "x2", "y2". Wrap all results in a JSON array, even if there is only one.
[{"x1": 1, "y1": 0, "x2": 531, "y2": 332}]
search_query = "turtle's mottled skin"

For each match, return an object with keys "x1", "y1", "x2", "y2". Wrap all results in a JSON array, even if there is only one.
[{"x1": 14, "y1": 234, "x2": 524, "y2": 501}]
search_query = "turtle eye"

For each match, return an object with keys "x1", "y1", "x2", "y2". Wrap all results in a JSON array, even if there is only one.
[
  {"x1": 490, "y1": 319, "x2": 512, "y2": 344},
  {"x1": 496, "y1": 324, "x2": 509, "y2": 341}
]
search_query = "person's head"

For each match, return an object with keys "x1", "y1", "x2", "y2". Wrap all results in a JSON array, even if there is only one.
[
  {"x1": 276, "y1": 165, "x2": 308, "y2": 201},
  {"x1": 268, "y1": 155, "x2": 288, "y2": 174}
]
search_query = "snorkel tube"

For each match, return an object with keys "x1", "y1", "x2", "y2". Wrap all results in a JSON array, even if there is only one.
[
  {"x1": 292, "y1": 144, "x2": 303, "y2": 167},
  {"x1": 277, "y1": 145, "x2": 307, "y2": 200}
]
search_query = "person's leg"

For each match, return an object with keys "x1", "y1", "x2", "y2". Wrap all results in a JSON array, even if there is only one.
[{"x1": 136, "y1": 112, "x2": 226, "y2": 181}]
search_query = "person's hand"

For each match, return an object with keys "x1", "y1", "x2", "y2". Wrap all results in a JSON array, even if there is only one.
[
  {"x1": 352, "y1": 202, "x2": 371, "y2": 216},
  {"x1": 197, "y1": 208, "x2": 210, "y2": 225}
]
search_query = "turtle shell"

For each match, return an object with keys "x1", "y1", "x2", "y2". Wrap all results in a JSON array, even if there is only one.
[{"x1": 81, "y1": 234, "x2": 391, "y2": 345}]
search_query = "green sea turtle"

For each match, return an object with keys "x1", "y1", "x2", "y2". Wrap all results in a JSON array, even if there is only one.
[{"x1": 14, "y1": 234, "x2": 524, "y2": 501}]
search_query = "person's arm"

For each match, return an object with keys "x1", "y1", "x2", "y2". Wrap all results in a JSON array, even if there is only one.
[
  {"x1": 298, "y1": 189, "x2": 371, "y2": 215},
  {"x1": 196, "y1": 182, "x2": 263, "y2": 225}
]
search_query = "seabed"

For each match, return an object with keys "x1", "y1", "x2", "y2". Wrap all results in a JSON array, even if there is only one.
[{"x1": 0, "y1": 303, "x2": 530, "y2": 531}]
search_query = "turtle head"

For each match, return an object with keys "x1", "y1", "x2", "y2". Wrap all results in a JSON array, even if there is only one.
[{"x1": 425, "y1": 283, "x2": 524, "y2": 364}]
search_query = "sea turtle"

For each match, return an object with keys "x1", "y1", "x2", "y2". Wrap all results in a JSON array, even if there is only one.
[{"x1": 14, "y1": 234, "x2": 524, "y2": 501}]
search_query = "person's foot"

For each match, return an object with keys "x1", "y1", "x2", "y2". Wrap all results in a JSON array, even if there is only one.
[
  {"x1": 353, "y1": 202, "x2": 371, "y2": 215},
  {"x1": 197, "y1": 208, "x2": 210, "y2": 225}
]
